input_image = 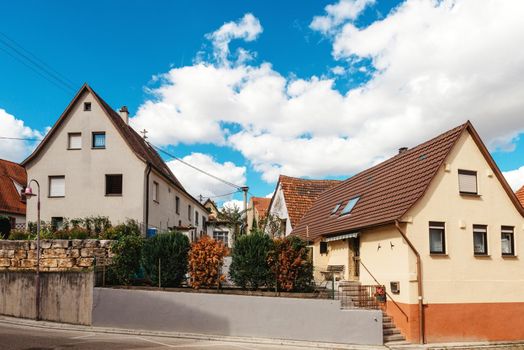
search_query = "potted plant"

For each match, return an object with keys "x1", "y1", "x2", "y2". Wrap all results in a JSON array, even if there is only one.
[{"x1": 374, "y1": 286, "x2": 386, "y2": 303}]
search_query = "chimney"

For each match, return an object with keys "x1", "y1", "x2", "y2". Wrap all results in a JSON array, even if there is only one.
[
  {"x1": 398, "y1": 147, "x2": 408, "y2": 154},
  {"x1": 119, "y1": 106, "x2": 129, "y2": 124}
]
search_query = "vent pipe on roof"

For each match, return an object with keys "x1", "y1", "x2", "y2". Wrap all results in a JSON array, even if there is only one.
[
  {"x1": 398, "y1": 147, "x2": 408, "y2": 154},
  {"x1": 119, "y1": 106, "x2": 129, "y2": 124}
]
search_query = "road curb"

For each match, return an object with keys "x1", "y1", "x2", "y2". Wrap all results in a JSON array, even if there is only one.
[{"x1": 0, "y1": 316, "x2": 385, "y2": 350}]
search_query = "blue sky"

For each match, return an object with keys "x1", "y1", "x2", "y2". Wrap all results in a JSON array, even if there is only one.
[{"x1": 1, "y1": 0, "x2": 524, "y2": 206}]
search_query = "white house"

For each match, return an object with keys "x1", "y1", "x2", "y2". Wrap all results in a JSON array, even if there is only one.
[
  {"x1": 22, "y1": 84, "x2": 208, "y2": 238},
  {"x1": 203, "y1": 199, "x2": 233, "y2": 248}
]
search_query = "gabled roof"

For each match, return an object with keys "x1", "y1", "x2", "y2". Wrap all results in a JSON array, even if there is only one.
[
  {"x1": 22, "y1": 84, "x2": 184, "y2": 189},
  {"x1": 293, "y1": 121, "x2": 524, "y2": 240},
  {"x1": 251, "y1": 197, "x2": 271, "y2": 218},
  {"x1": 272, "y1": 175, "x2": 341, "y2": 228},
  {"x1": 0, "y1": 159, "x2": 27, "y2": 216},
  {"x1": 516, "y1": 186, "x2": 524, "y2": 208}
]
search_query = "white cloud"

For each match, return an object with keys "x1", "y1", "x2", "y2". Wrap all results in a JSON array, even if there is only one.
[
  {"x1": 0, "y1": 109, "x2": 42, "y2": 162},
  {"x1": 311, "y1": 0, "x2": 376, "y2": 34},
  {"x1": 167, "y1": 152, "x2": 246, "y2": 199},
  {"x1": 206, "y1": 13, "x2": 263, "y2": 65},
  {"x1": 132, "y1": 5, "x2": 524, "y2": 184},
  {"x1": 503, "y1": 166, "x2": 524, "y2": 191},
  {"x1": 331, "y1": 65, "x2": 346, "y2": 75}
]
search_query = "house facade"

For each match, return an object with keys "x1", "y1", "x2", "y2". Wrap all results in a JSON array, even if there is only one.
[
  {"x1": 293, "y1": 122, "x2": 524, "y2": 343},
  {"x1": 22, "y1": 84, "x2": 208, "y2": 237},
  {"x1": 0, "y1": 159, "x2": 27, "y2": 228},
  {"x1": 246, "y1": 196, "x2": 270, "y2": 233},
  {"x1": 204, "y1": 199, "x2": 233, "y2": 248},
  {"x1": 266, "y1": 175, "x2": 340, "y2": 236}
]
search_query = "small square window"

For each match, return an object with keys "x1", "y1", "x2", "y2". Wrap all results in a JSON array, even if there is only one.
[
  {"x1": 51, "y1": 217, "x2": 64, "y2": 231},
  {"x1": 92, "y1": 132, "x2": 106, "y2": 149},
  {"x1": 429, "y1": 222, "x2": 446, "y2": 254},
  {"x1": 68, "y1": 133, "x2": 82, "y2": 150},
  {"x1": 501, "y1": 226, "x2": 515, "y2": 256},
  {"x1": 473, "y1": 225, "x2": 488, "y2": 255},
  {"x1": 458, "y1": 170, "x2": 478, "y2": 195},
  {"x1": 320, "y1": 241, "x2": 328, "y2": 254},
  {"x1": 105, "y1": 174, "x2": 123, "y2": 196},
  {"x1": 84, "y1": 102, "x2": 91, "y2": 111}
]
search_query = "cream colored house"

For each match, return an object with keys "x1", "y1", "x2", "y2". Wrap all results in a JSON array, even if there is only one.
[
  {"x1": 22, "y1": 84, "x2": 208, "y2": 238},
  {"x1": 203, "y1": 199, "x2": 233, "y2": 248},
  {"x1": 293, "y1": 122, "x2": 524, "y2": 344}
]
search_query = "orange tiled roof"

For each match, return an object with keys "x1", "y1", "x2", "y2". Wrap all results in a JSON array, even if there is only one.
[
  {"x1": 251, "y1": 197, "x2": 271, "y2": 218},
  {"x1": 0, "y1": 159, "x2": 26, "y2": 216},
  {"x1": 516, "y1": 186, "x2": 524, "y2": 207},
  {"x1": 278, "y1": 175, "x2": 341, "y2": 228}
]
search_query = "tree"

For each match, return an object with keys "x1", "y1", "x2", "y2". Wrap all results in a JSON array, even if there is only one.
[
  {"x1": 260, "y1": 213, "x2": 285, "y2": 238},
  {"x1": 217, "y1": 204, "x2": 246, "y2": 242},
  {"x1": 188, "y1": 236, "x2": 228, "y2": 289}
]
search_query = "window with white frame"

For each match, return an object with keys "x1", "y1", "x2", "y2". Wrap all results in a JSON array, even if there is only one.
[
  {"x1": 68, "y1": 133, "x2": 82, "y2": 149},
  {"x1": 501, "y1": 226, "x2": 515, "y2": 256},
  {"x1": 213, "y1": 230, "x2": 229, "y2": 246},
  {"x1": 429, "y1": 221, "x2": 446, "y2": 254},
  {"x1": 92, "y1": 132, "x2": 106, "y2": 149},
  {"x1": 473, "y1": 225, "x2": 488, "y2": 255},
  {"x1": 458, "y1": 169, "x2": 478, "y2": 195},
  {"x1": 49, "y1": 176, "x2": 65, "y2": 197}
]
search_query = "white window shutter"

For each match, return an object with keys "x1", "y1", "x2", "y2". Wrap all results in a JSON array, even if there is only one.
[
  {"x1": 50, "y1": 177, "x2": 65, "y2": 197},
  {"x1": 459, "y1": 172, "x2": 477, "y2": 193},
  {"x1": 69, "y1": 134, "x2": 82, "y2": 149}
]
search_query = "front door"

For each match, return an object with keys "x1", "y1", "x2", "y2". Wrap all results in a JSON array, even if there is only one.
[{"x1": 347, "y1": 237, "x2": 360, "y2": 280}]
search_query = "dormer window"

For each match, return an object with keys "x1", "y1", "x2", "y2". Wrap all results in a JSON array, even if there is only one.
[
  {"x1": 84, "y1": 102, "x2": 91, "y2": 111},
  {"x1": 458, "y1": 169, "x2": 477, "y2": 195},
  {"x1": 340, "y1": 196, "x2": 360, "y2": 216},
  {"x1": 331, "y1": 203, "x2": 342, "y2": 214}
]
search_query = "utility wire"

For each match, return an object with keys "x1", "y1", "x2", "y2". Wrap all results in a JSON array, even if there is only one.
[
  {"x1": 0, "y1": 136, "x2": 42, "y2": 142},
  {"x1": 0, "y1": 32, "x2": 76, "y2": 93}
]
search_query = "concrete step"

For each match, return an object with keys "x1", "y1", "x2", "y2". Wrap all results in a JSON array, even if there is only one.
[
  {"x1": 383, "y1": 333, "x2": 405, "y2": 342},
  {"x1": 384, "y1": 340, "x2": 410, "y2": 346},
  {"x1": 382, "y1": 322, "x2": 396, "y2": 329},
  {"x1": 383, "y1": 328, "x2": 401, "y2": 336},
  {"x1": 383, "y1": 316, "x2": 393, "y2": 322}
]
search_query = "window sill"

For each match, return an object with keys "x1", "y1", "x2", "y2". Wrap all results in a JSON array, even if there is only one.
[
  {"x1": 91, "y1": 147, "x2": 106, "y2": 150},
  {"x1": 474, "y1": 254, "x2": 490, "y2": 258},
  {"x1": 502, "y1": 254, "x2": 518, "y2": 259},
  {"x1": 67, "y1": 148, "x2": 81, "y2": 151},
  {"x1": 460, "y1": 192, "x2": 481, "y2": 198},
  {"x1": 105, "y1": 194, "x2": 122, "y2": 197},
  {"x1": 430, "y1": 253, "x2": 448, "y2": 257},
  {"x1": 48, "y1": 196, "x2": 65, "y2": 198},
  {"x1": 153, "y1": 200, "x2": 159, "y2": 204}
]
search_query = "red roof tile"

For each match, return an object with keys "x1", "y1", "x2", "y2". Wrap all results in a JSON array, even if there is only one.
[
  {"x1": 293, "y1": 121, "x2": 523, "y2": 240},
  {"x1": 0, "y1": 159, "x2": 26, "y2": 216},
  {"x1": 251, "y1": 197, "x2": 271, "y2": 218},
  {"x1": 277, "y1": 175, "x2": 341, "y2": 228},
  {"x1": 516, "y1": 186, "x2": 524, "y2": 207}
]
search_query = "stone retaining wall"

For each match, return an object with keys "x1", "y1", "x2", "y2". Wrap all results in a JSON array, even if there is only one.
[{"x1": 0, "y1": 240, "x2": 113, "y2": 271}]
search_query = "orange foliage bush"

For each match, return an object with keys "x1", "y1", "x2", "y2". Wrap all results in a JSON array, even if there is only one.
[{"x1": 188, "y1": 236, "x2": 228, "y2": 289}]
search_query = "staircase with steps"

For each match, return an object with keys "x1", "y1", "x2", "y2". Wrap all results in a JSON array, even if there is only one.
[{"x1": 337, "y1": 281, "x2": 407, "y2": 344}]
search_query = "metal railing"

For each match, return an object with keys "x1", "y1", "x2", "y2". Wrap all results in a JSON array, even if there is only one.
[{"x1": 337, "y1": 283, "x2": 386, "y2": 310}]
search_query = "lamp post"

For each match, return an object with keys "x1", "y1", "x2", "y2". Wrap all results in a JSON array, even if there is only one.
[{"x1": 24, "y1": 180, "x2": 40, "y2": 321}]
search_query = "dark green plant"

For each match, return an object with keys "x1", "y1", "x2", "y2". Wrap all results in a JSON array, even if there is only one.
[
  {"x1": 100, "y1": 220, "x2": 140, "y2": 240},
  {"x1": 0, "y1": 216, "x2": 10, "y2": 239},
  {"x1": 108, "y1": 234, "x2": 144, "y2": 285},
  {"x1": 142, "y1": 231, "x2": 190, "y2": 287},
  {"x1": 229, "y1": 231, "x2": 274, "y2": 290},
  {"x1": 69, "y1": 227, "x2": 90, "y2": 239}
]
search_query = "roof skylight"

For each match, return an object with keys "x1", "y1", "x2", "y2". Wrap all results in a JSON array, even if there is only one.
[
  {"x1": 340, "y1": 196, "x2": 360, "y2": 216},
  {"x1": 331, "y1": 203, "x2": 342, "y2": 214}
]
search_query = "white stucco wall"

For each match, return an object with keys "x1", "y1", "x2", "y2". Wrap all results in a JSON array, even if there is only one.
[{"x1": 267, "y1": 184, "x2": 292, "y2": 236}]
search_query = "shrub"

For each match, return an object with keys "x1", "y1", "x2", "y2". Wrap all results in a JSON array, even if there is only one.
[
  {"x1": 188, "y1": 236, "x2": 228, "y2": 289},
  {"x1": 100, "y1": 220, "x2": 140, "y2": 240},
  {"x1": 53, "y1": 229, "x2": 71, "y2": 239},
  {"x1": 142, "y1": 231, "x2": 190, "y2": 287},
  {"x1": 108, "y1": 234, "x2": 144, "y2": 285},
  {"x1": 229, "y1": 231, "x2": 274, "y2": 290},
  {"x1": 0, "y1": 216, "x2": 10, "y2": 239},
  {"x1": 267, "y1": 236, "x2": 314, "y2": 292},
  {"x1": 8, "y1": 229, "x2": 31, "y2": 240},
  {"x1": 69, "y1": 227, "x2": 90, "y2": 239}
]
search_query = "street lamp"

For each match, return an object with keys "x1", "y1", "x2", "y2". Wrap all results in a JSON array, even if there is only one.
[{"x1": 23, "y1": 179, "x2": 41, "y2": 321}]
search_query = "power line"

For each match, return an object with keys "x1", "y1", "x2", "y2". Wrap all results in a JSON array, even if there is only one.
[
  {"x1": 150, "y1": 143, "x2": 244, "y2": 190},
  {"x1": 0, "y1": 32, "x2": 76, "y2": 93},
  {"x1": 0, "y1": 136, "x2": 42, "y2": 142},
  {"x1": 203, "y1": 190, "x2": 242, "y2": 199}
]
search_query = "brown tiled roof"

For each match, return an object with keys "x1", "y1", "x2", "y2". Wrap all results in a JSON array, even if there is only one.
[
  {"x1": 251, "y1": 197, "x2": 271, "y2": 218},
  {"x1": 0, "y1": 159, "x2": 26, "y2": 216},
  {"x1": 22, "y1": 84, "x2": 206, "y2": 211},
  {"x1": 516, "y1": 186, "x2": 524, "y2": 207},
  {"x1": 293, "y1": 121, "x2": 524, "y2": 240},
  {"x1": 277, "y1": 175, "x2": 341, "y2": 228}
]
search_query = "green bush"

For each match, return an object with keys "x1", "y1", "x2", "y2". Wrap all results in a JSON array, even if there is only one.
[
  {"x1": 229, "y1": 231, "x2": 274, "y2": 290},
  {"x1": 0, "y1": 216, "x2": 11, "y2": 239},
  {"x1": 142, "y1": 231, "x2": 190, "y2": 287},
  {"x1": 100, "y1": 220, "x2": 140, "y2": 240},
  {"x1": 8, "y1": 229, "x2": 31, "y2": 240},
  {"x1": 69, "y1": 227, "x2": 90, "y2": 239},
  {"x1": 108, "y1": 234, "x2": 144, "y2": 285}
]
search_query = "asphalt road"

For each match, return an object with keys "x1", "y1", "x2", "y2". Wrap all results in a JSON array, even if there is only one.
[{"x1": 0, "y1": 322, "x2": 315, "y2": 350}]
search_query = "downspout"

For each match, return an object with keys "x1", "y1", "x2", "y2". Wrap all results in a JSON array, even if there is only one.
[
  {"x1": 395, "y1": 220, "x2": 425, "y2": 344},
  {"x1": 143, "y1": 163, "x2": 152, "y2": 236}
]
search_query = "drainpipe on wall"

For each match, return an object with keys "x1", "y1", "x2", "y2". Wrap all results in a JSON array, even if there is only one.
[
  {"x1": 395, "y1": 220, "x2": 425, "y2": 344},
  {"x1": 143, "y1": 163, "x2": 152, "y2": 236}
]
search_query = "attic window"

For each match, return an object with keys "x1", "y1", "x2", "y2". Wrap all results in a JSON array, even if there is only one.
[
  {"x1": 340, "y1": 196, "x2": 360, "y2": 216},
  {"x1": 331, "y1": 203, "x2": 342, "y2": 214},
  {"x1": 419, "y1": 154, "x2": 427, "y2": 160},
  {"x1": 84, "y1": 102, "x2": 91, "y2": 111}
]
